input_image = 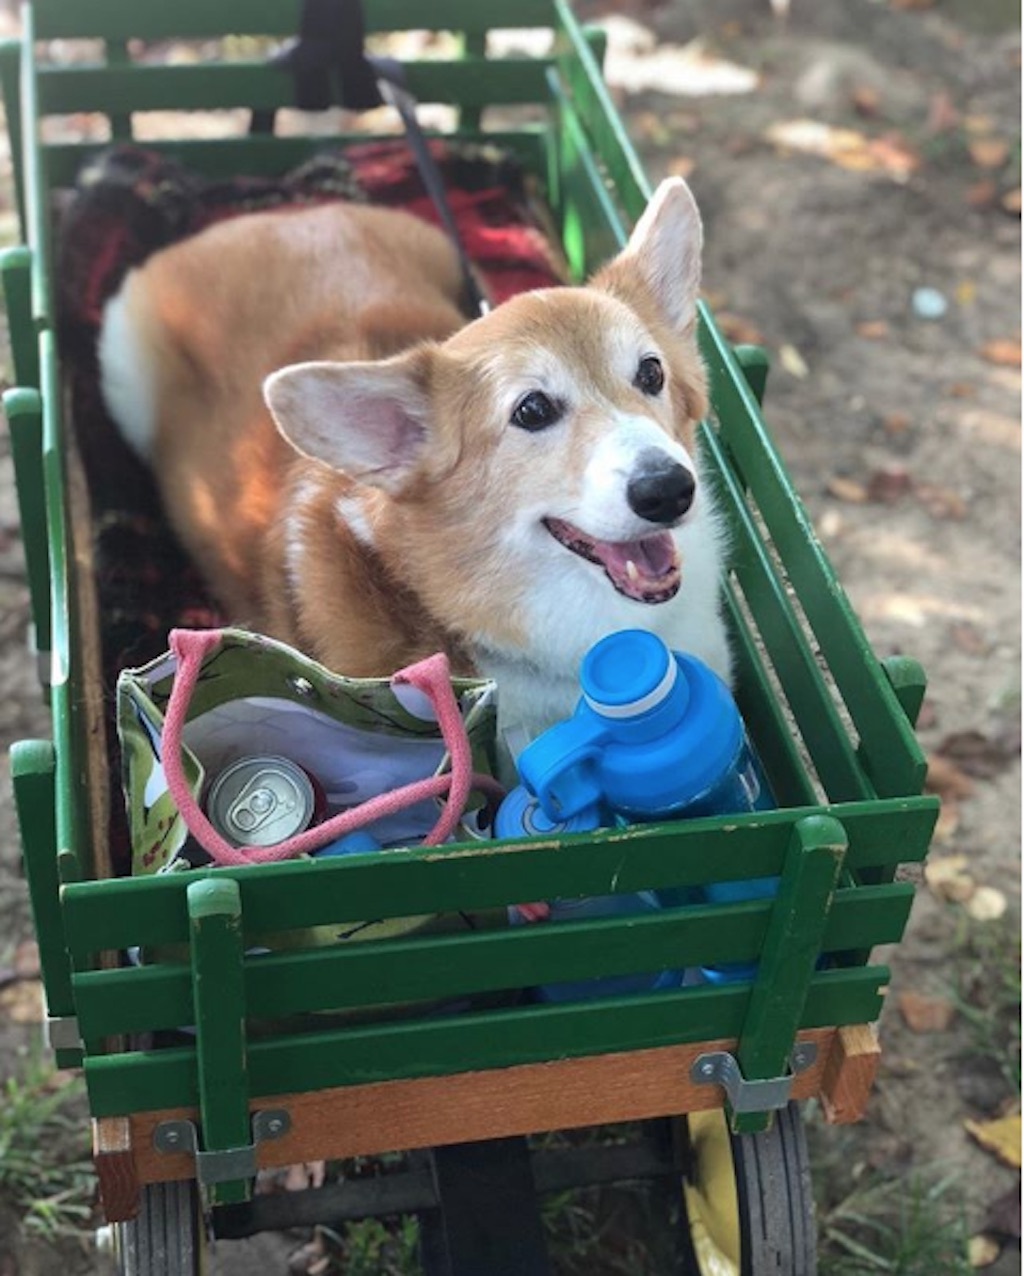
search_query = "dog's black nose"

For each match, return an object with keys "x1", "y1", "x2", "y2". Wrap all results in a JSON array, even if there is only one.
[{"x1": 627, "y1": 454, "x2": 696, "y2": 525}]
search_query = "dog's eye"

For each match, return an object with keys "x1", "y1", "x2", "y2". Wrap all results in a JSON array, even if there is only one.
[
  {"x1": 511, "y1": 391, "x2": 562, "y2": 432},
  {"x1": 634, "y1": 355, "x2": 665, "y2": 396}
]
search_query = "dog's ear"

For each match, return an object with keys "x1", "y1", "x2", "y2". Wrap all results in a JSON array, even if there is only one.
[
  {"x1": 265, "y1": 346, "x2": 445, "y2": 494},
  {"x1": 595, "y1": 177, "x2": 703, "y2": 334}
]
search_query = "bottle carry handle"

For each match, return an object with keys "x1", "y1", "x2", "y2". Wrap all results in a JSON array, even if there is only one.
[
  {"x1": 519, "y1": 714, "x2": 608, "y2": 821},
  {"x1": 160, "y1": 628, "x2": 503, "y2": 867}
]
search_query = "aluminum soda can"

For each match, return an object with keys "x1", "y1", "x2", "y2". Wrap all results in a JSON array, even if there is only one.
[{"x1": 206, "y1": 755, "x2": 323, "y2": 848}]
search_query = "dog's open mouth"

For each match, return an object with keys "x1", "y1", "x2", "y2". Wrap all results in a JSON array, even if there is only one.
[{"x1": 543, "y1": 517, "x2": 681, "y2": 604}]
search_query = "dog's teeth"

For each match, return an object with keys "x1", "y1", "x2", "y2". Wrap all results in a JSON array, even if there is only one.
[{"x1": 626, "y1": 559, "x2": 639, "y2": 582}]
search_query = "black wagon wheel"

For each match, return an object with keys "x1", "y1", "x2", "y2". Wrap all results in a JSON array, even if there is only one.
[
  {"x1": 114, "y1": 1180, "x2": 205, "y2": 1276},
  {"x1": 676, "y1": 1102, "x2": 817, "y2": 1276}
]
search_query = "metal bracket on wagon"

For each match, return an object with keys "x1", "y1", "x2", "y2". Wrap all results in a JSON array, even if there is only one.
[
  {"x1": 45, "y1": 1014, "x2": 82, "y2": 1051},
  {"x1": 690, "y1": 1042, "x2": 819, "y2": 1114},
  {"x1": 153, "y1": 1109, "x2": 292, "y2": 1185}
]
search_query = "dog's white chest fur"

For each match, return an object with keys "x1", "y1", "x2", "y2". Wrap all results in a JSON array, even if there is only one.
[{"x1": 472, "y1": 494, "x2": 731, "y2": 741}]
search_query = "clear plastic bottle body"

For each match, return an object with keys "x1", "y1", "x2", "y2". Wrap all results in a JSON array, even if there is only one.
[{"x1": 496, "y1": 787, "x2": 684, "y2": 1000}]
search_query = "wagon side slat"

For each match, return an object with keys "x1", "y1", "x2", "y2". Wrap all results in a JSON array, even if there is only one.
[
  {"x1": 81, "y1": 964, "x2": 891, "y2": 1118},
  {"x1": 37, "y1": 58, "x2": 555, "y2": 116},
  {"x1": 60, "y1": 799, "x2": 937, "y2": 957},
  {"x1": 30, "y1": 0, "x2": 560, "y2": 42},
  {"x1": 70, "y1": 881, "x2": 915, "y2": 1038},
  {"x1": 699, "y1": 326, "x2": 929, "y2": 801},
  {"x1": 703, "y1": 422, "x2": 875, "y2": 804}
]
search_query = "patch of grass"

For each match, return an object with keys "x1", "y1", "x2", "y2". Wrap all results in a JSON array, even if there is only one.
[
  {"x1": 948, "y1": 913, "x2": 1021, "y2": 1095},
  {"x1": 319, "y1": 1129, "x2": 681, "y2": 1274},
  {"x1": 322, "y1": 1216, "x2": 422, "y2": 1276},
  {"x1": 534, "y1": 1125, "x2": 680, "y2": 1275},
  {"x1": 542, "y1": 1179, "x2": 679, "y2": 1276},
  {"x1": 0, "y1": 1054, "x2": 95, "y2": 1240},
  {"x1": 818, "y1": 1169, "x2": 972, "y2": 1276}
]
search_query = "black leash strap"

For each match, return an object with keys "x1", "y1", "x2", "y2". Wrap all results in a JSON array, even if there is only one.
[
  {"x1": 256, "y1": 0, "x2": 490, "y2": 318},
  {"x1": 370, "y1": 55, "x2": 490, "y2": 317}
]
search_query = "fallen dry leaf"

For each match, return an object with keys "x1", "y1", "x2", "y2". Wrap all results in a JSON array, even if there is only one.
[
  {"x1": 765, "y1": 119, "x2": 920, "y2": 180},
  {"x1": 1001, "y1": 188, "x2": 1021, "y2": 216},
  {"x1": 898, "y1": 990, "x2": 956, "y2": 1032},
  {"x1": 968, "y1": 137, "x2": 1011, "y2": 170},
  {"x1": 965, "y1": 1113, "x2": 1022, "y2": 1169},
  {"x1": 979, "y1": 338, "x2": 1022, "y2": 367},
  {"x1": 856, "y1": 319, "x2": 890, "y2": 339},
  {"x1": 927, "y1": 754, "x2": 976, "y2": 801},
  {"x1": 0, "y1": 978, "x2": 44, "y2": 1023},
  {"x1": 827, "y1": 476, "x2": 869, "y2": 504},
  {"x1": 778, "y1": 343, "x2": 809, "y2": 378},
  {"x1": 933, "y1": 802, "x2": 961, "y2": 844},
  {"x1": 666, "y1": 154, "x2": 696, "y2": 180},
  {"x1": 633, "y1": 110, "x2": 671, "y2": 145},
  {"x1": 716, "y1": 311, "x2": 765, "y2": 346},
  {"x1": 965, "y1": 886, "x2": 1008, "y2": 923},
  {"x1": 927, "y1": 89, "x2": 960, "y2": 134},
  {"x1": 882, "y1": 410, "x2": 912, "y2": 435},
  {"x1": 968, "y1": 1234, "x2": 1001, "y2": 1268},
  {"x1": 851, "y1": 85, "x2": 882, "y2": 117},
  {"x1": 915, "y1": 483, "x2": 968, "y2": 520},
  {"x1": 966, "y1": 180, "x2": 999, "y2": 209},
  {"x1": 867, "y1": 464, "x2": 912, "y2": 503},
  {"x1": 868, "y1": 133, "x2": 923, "y2": 179},
  {"x1": 965, "y1": 114, "x2": 996, "y2": 135},
  {"x1": 938, "y1": 728, "x2": 1019, "y2": 779},
  {"x1": 946, "y1": 380, "x2": 976, "y2": 398},
  {"x1": 924, "y1": 853, "x2": 975, "y2": 902},
  {"x1": 949, "y1": 622, "x2": 989, "y2": 656}
]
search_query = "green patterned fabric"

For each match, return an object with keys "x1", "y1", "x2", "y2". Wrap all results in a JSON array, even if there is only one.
[{"x1": 118, "y1": 627, "x2": 498, "y2": 876}]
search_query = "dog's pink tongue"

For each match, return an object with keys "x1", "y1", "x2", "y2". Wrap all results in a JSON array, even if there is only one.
[
  {"x1": 602, "y1": 535, "x2": 676, "y2": 579},
  {"x1": 544, "y1": 518, "x2": 682, "y2": 604},
  {"x1": 594, "y1": 532, "x2": 681, "y2": 603}
]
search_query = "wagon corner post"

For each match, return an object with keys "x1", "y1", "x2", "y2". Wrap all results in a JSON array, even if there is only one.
[{"x1": 730, "y1": 813, "x2": 848, "y2": 1134}]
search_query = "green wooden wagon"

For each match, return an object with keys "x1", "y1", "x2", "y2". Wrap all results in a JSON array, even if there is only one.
[{"x1": 2, "y1": 2, "x2": 938, "y2": 1272}]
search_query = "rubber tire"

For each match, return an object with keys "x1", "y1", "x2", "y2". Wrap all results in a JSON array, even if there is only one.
[
  {"x1": 678, "y1": 1103, "x2": 817, "y2": 1276},
  {"x1": 116, "y1": 1181, "x2": 204, "y2": 1276}
]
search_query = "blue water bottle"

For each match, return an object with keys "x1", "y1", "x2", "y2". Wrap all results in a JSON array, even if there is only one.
[
  {"x1": 313, "y1": 830, "x2": 383, "y2": 857},
  {"x1": 516, "y1": 630, "x2": 776, "y2": 983},
  {"x1": 495, "y1": 787, "x2": 683, "y2": 1000},
  {"x1": 518, "y1": 630, "x2": 773, "y2": 824}
]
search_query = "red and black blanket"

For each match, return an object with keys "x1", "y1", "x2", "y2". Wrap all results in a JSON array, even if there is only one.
[{"x1": 56, "y1": 137, "x2": 566, "y2": 871}]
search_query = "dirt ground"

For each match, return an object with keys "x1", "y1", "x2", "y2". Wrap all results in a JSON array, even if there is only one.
[{"x1": 0, "y1": 1, "x2": 1019, "y2": 1272}]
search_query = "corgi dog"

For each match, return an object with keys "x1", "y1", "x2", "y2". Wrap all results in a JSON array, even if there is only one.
[{"x1": 99, "y1": 176, "x2": 730, "y2": 737}]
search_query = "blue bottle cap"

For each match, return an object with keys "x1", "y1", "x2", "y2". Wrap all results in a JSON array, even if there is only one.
[
  {"x1": 581, "y1": 630, "x2": 685, "y2": 719},
  {"x1": 495, "y1": 786, "x2": 603, "y2": 839}
]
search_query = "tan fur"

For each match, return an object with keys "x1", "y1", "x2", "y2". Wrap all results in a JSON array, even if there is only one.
[
  {"x1": 119, "y1": 202, "x2": 469, "y2": 662},
  {"x1": 102, "y1": 181, "x2": 723, "y2": 719}
]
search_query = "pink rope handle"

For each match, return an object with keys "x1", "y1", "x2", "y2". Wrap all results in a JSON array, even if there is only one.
[{"x1": 160, "y1": 629, "x2": 502, "y2": 867}]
